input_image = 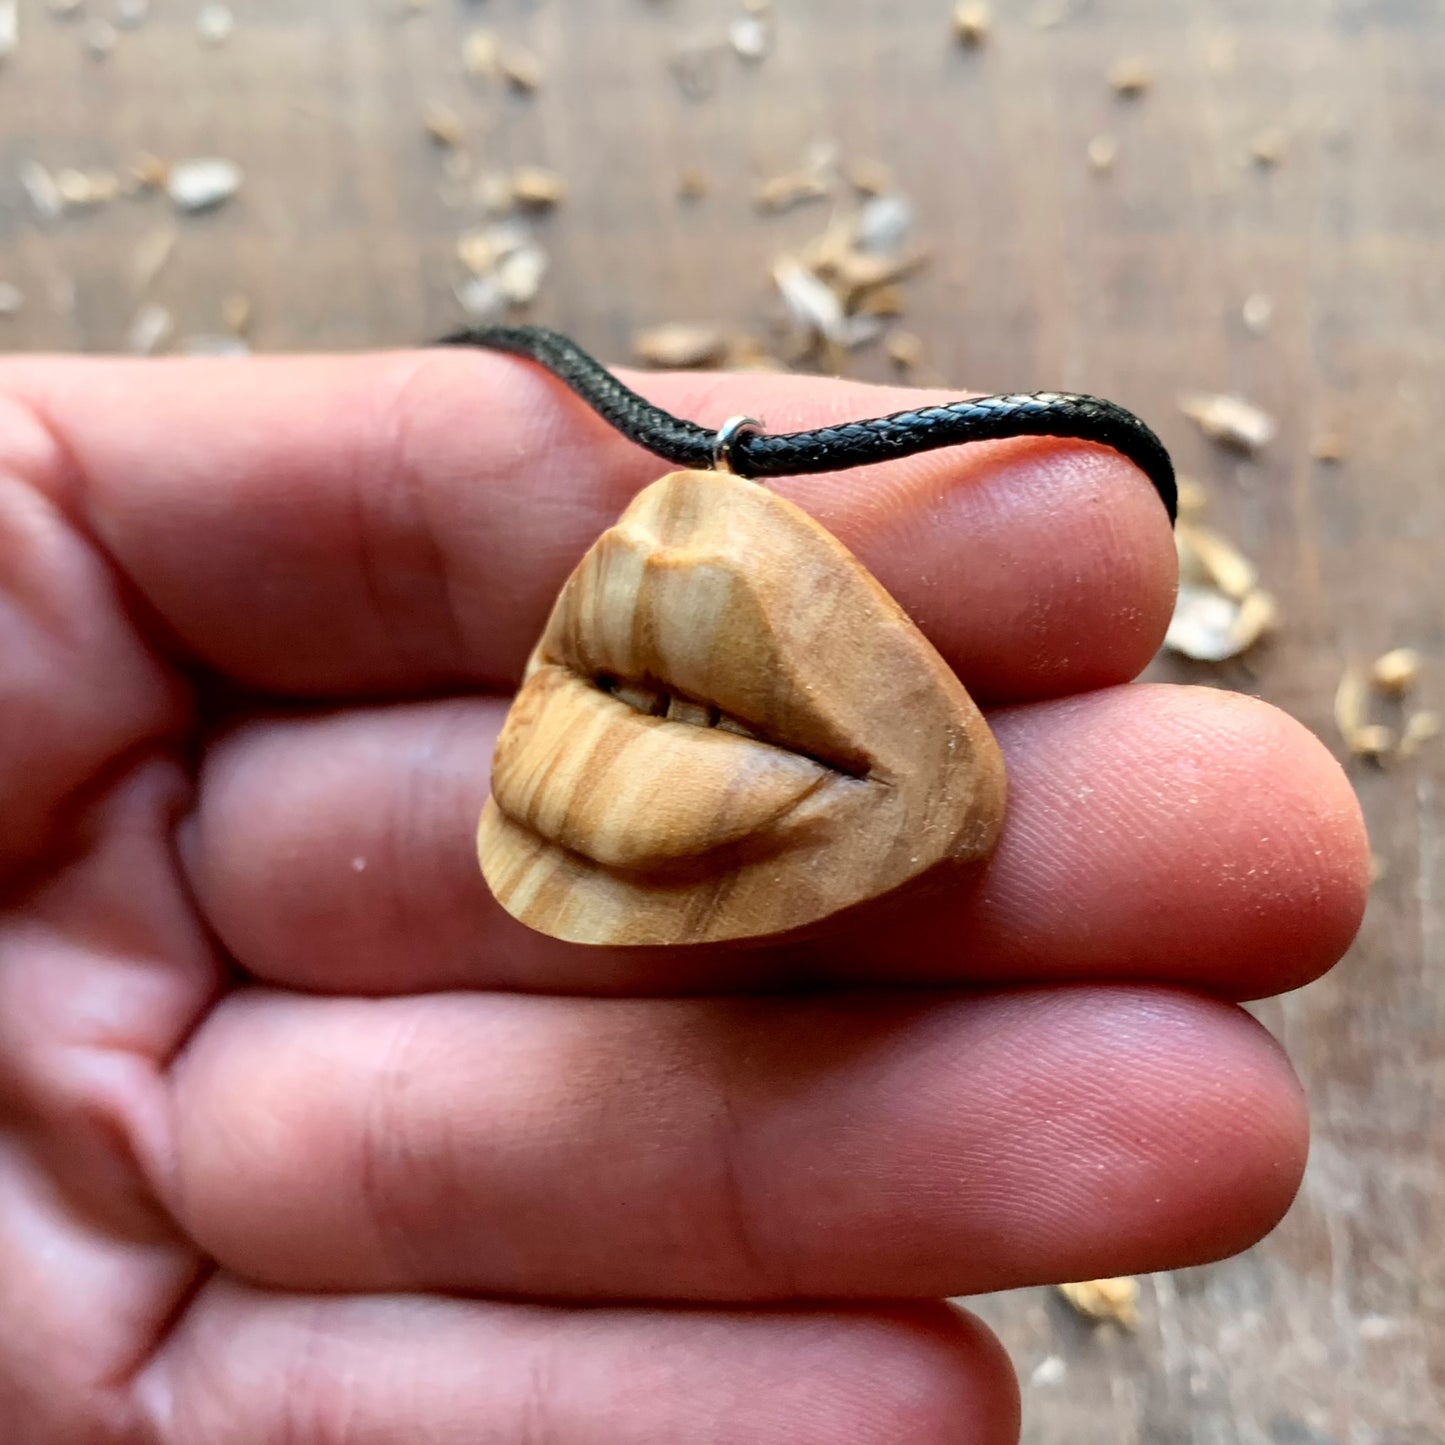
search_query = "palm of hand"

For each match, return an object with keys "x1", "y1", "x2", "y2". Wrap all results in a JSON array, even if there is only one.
[{"x1": 0, "y1": 354, "x2": 1367, "y2": 1445}]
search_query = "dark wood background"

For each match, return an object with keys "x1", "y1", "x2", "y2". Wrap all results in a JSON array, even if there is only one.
[{"x1": 2, "y1": 1, "x2": 1442, "y2": 1440}]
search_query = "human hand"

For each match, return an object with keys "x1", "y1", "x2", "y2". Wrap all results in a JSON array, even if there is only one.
[{"x1": 0, "y1": 352, "x2": 1368, "y2": 1443}]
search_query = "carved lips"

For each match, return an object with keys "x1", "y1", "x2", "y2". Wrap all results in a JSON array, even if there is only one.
[{"x1": 478, "y1": 469, "x2": 1007, "y2": 946}]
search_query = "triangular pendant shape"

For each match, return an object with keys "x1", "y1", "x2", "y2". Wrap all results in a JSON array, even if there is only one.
[{"x1": 479, "y1": 469, "x2": 1007, "y2": 945}]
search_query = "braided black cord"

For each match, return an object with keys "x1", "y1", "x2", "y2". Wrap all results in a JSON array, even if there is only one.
[{"x1": 439, "y1": 325, "x2": 1176, "y2": 524}]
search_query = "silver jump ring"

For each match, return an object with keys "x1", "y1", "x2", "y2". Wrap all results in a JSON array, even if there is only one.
[{"x1": 712, "y1": 415, "x2": 764, "y2": 475}]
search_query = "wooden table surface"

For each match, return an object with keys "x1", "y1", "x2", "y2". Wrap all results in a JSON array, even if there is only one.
[{"x1": 2, "y1": 1, "x2": 1442, "y2": 1441}]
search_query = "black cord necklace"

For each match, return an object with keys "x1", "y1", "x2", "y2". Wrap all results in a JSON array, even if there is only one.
[{"x1": 440, "y1": 324, "x2": 1177, "y2": 525}]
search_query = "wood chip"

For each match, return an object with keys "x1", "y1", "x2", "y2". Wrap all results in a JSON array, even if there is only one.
[
  {"x1": 511, "y1": 166, "x2": 566, "y2": 209},
  {"x1": 19, "y1": 161, "x2": 64, "y2": 220},
  {"x1": 1250, "y1": 127, "x2": 1289, "y2": 168},
  {"x1": 1165, "y1": 583, "x2": 1277, "y2": 662},
  {"x1": 1334, "y1": 665, "x2": 1371, "y2": 753},
  {"x1": 196, "y1": 3, "x2": 233, "y2": 45},
  {"x1": 1108, "y1": 57, "x2": 1153, "y2": 98},
  {"x1": 854, "y1": 194, "x2": 915, "y2": 254},
  {"x1": 462, "y1": 28, "x2": 500, "y2": 78},
  {"x1": 131, "y1": 152, "x2": 170, "y2": 189},
  {"x1": 500, "y1": 46, "x2": 543, "y2": 92},
  {"x1": 55, "y1": 168, "x2": 120, "y2": 209},
  {"x1": 1371, "y1": 648, "x2": 1422, "y2": 696},
  {"x1": 0, "y1": 282, "x2": 23, "y2": 317},
  {"x1": 0, "y1": 1, "x2": 17, "y2": 62},
  {"x1": 1310, "y1": 433, "x2": 1347, "y2": 463},
  {"x1": 423, "y1": 102, "x2": 465, "y2": 150},
  {"x1": 167, "y1": 157, "x2": 244, "y2": 213},
  {"x1": 127, "y1": 303, "x2": 174, "y2": 356},
  {"x1": 755, "y1": 170, "x2": 831, "y2": 213},
  {"x1": 456, "y1": 220, "x2": 531, "y2": 275},
  {"x1": 222, "y1": 293, "x2": 253, "y2": 336},
  {"x1": 886, "y1": 330, "x2": 925, "y2": 371},
  {"x1": 633, "y1": 323, "x2": 730, "y2": 370},
  {"x1": 82, "y1": 16, "x2": 118, "y2": 56},
  {"x1": 728, "y1": 13, "x2": 769, "y2": 61},
  {"x1": 677, "y1": 166, "x2": 709, "y2": 202},
  {"x1": 454, "y1": 274, "x2": 507, "y2": 323},
  {"x1": 1242, "y1": 291, "x2": 1275, "y2": 335},
  {"x1": 1175, "y1": 476, "x2": 1209, "y2": 518},
  {"x1": 1179, "y1": 392, "x2": 1278, "y2": 452},
  {"x1": 1058, "y1": 1278, "x2": 1140, "y2": 1330},
  {"x1": 495, "y1": 244, "x2": 548, "y2": 305},
  {"x1": 131, "y1": 227, "x2": 178, "y2": 289},
  {"x1": 1086, "y1": 134, "x2": 1118, "y2": 173},
  {"x1": 846, "y1": 159, "x2": 893, "y2": 196},
  {"x1": 952, "y1": 2, "x2": 991, "y2": 46},
  {"x1": 1176, "y1": 522, "x2": 1259, "y2": 601},
  {"x1": 856, "y1": 284, "x2": 906, "y2": 317},
  {"x1": 1400, "y1": 712, "x2": 1441, "y2": 758},
  {"x1": 1352, "y1": 723, "x2": 1397, "y2": 760}
]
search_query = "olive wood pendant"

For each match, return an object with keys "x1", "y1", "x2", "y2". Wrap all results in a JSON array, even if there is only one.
[{"x1": 478, "y1": 469, "x2": 1007, "y2": 946}]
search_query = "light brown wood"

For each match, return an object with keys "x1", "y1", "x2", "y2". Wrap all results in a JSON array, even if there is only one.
[{"x1": 479, "y1": 469, "x2": 1006, "y2": 945}]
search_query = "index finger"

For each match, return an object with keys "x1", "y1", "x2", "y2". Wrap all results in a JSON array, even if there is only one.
[{"x1": 0, "y1": 350, "x2": 1176, "y2": 702}]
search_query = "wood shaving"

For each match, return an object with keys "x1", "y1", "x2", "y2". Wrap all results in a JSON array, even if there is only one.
[
  {"x1": 952, "y1": 2, "x2": 991, "y2": 46},
  {"x1": 1108, "y1": 57, "x2": 1153, "y2": 98},
  {"x1": 1371, "y1": 648, "x2": 1422, "y2": 696},
  {"x1": 500, "y1": 46, "x2": 543, "y2": 92},
  {"x1": 132, "y1": 227, "x2": 178, "y2": 289},
  {"x1": 131, "y1": 152, "x2": 170, "y2": 189},
  {"x1": 772, "y1": 257, "x2": 883, "y2": 350},
  {"x1": 1166, "y1": 583, "x2": 1277, "y2": 662},
  {"x1": 462, "y1": 28, "x2": 500, "y2": 79},
  {"x1": 0, "y1": 282, "x2": 23, "y2": 317},
  {"x1": 1176, "y1": 522, "x2": 1259, "y2": 601},
  {"x1": 423, "y1": 102, "x2": 465, "y2": 149},
  {"x1": 222, "y1": 293, "x2": 252, "y2": 336},
  {"x1": 1352, "y1": 723, "x2": 1398, "y2": 760},
  {"x1": 495, "y1": 245, "x2": 548, "y2": 305},
  {"x1": 0, "y1": 2, "x2": 17, "y2": 62},
  {"x1": 854, "y1": 194, "x2": 915, "y2": 254},
  {"x1": 1179, "y1": 392, "x2": 1278, "y2": 452},
  {"x1": 1310, "y1": 433, "x2": 1347, "y2": 463},
  {"x1": 167, "y1": 157, "x2": 243, "y2": 213},
  {"x1": 19, "y1": 161, "x2": 64, "y2": 220},
  {"x1": 454, "y1": 274, "x2": 507, "y2": 323},
  {"x1": 1250, "y1": 127, "x2": 1289, "y2": 168},
  {"x1": 196, "y1": 3, "x2": 233, "y2": 45},
  {"x1": 126, "y1": 303, "x2": 174, "y2": 356},
  {"x1": 472, "y1": 170, "x2": 515, "y2": 215},
  {"x1": 1401, "y1": 712, "x2": 1441, "y2": 758},
  {"x1": 511, "y1": 166, "x2": 566, "y2": 209},
  {"x1": 856, "y1": 284, "x2": 906, "y2": 317},
  {"x1": 116, "y1": 0, "x2": 149, "y2": 30},
  {"x1": 456, "y1": 221, "x2": 530, "y2": 276},
  {"x1": 886, "y1": 330, "x2": 925, "y2": 371},
  {"x1": 677, "y1": 167, "x2": 709, "y2": 202},
  {"x1": 755, "y1": 171, "x2": 831, "y2": 213},
  {"x1": 633, "y1": 324, "x2": 730, "y2": 369},
  {"x1": 1057, "y1": 1278, "x2": 1140, "y2": 1330},
  {"x1": 846, "y1": 159, "x2": 893, "y2": 196},
  {"x1": 1086, "y1": 134, "x2": 1118, "y2": 173},
  {"x1": 728, "y1": 13, "x2": 769, "y2": 61},
  {"x1": 55, "y1": 168, "x2": 121, "y2": 209},
  {"x1": 82, "y1": 16, "x2": 118, "y2": 56},
  {"x1": 1175, "y1": 476, "x2": 1209, "y2": 519},
  {"x1": 1334, "y1": 666, "x2": 1371, "y2": 753},
  {"x1": 1242, "y1": 291, "x2": 1275, "y2": 335}
]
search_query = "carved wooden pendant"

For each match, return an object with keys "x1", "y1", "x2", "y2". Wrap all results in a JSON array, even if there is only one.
[{"x1": 478, "y1": 469, "x2": 1007, "y2": 946}]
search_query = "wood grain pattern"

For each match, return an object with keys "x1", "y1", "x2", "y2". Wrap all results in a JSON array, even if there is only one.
[
  {"x1": 0, "y1": 1, "x2": 1440, "y2": 1440},
  {"x1": 480, "y1": 468, "x2": 1006, "y2": 944}
]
